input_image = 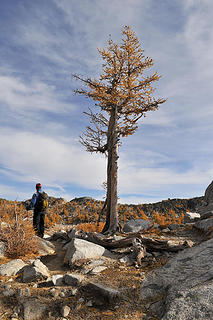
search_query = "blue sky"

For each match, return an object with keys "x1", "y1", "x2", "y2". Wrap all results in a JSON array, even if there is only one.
[{"x1": 0, "y1": 0, "x2": 213, "y2": 204}]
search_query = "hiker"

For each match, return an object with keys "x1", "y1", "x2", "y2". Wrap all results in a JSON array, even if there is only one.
[{"x1": 27, "y1": 183, "x2": 48, "y2": 238}]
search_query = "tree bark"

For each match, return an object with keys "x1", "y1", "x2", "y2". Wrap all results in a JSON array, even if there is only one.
[{"x1": 102, "y1": 106, "x2": 119, "y2": 234}]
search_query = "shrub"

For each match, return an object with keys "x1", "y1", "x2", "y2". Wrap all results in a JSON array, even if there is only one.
[{"x1": 0, "y1": 212, "x2": 38, "y2": 259}]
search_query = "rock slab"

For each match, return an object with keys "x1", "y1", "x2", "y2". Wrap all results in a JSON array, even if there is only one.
[
  {"x1": 0, "y1": 259, "x2": 26, "y2": 276},
  {"x1": 82, "y1": 282, "x2": 121, "y2": 305},
  {"x1": 64, "y1": 238, "x2": 110, "y2": 264},
  {"x1": 141, "y1": 237, "x2": 213, "y2": 319}
]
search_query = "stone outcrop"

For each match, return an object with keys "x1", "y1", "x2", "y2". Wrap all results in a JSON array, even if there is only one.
[
  {"x1": 197, "y1": 180, "x2": 213, "y2": 218},
  {"x1": 161, "y1": 282, "x2": 213, "y2": 320},
  {"x1": 141, "y1": 237, "x2": 213, "y2": 318}
]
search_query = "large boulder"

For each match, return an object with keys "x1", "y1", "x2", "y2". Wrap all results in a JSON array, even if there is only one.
[
  {"x1": 37, "y1": 238, "x2": 56, "y2": 255},
  {"x1": 184, "y1": 211, "x2": 200, "y2": 223},
  {"x1": 22, "y1": 259, "x2": 50, "y2": 283},
  {"x1": 64, "y1": 238, "x2": 111, "y2": 264},
  {"x1": 141, "y1": 237, "x2": 213, "y2": 318},
  {"x1": 123, "y1": 219, "x2": 152, "y2": 233},
  {"x1": 0, "y1": 259, "x2": 27, "y2": 276}
]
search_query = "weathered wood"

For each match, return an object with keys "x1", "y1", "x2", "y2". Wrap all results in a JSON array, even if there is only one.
[{"x1": 80, "y1": 232, "x2": 192, "y2": 252}]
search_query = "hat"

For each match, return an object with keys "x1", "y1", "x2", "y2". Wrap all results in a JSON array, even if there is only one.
[{"x1": 36, "y1": 183, "x2": 42, "y2": 189}]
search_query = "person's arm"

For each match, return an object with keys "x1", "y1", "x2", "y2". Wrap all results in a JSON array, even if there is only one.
[{"x1": 27, "y1": 193, "x2": 37, "y2": 210}]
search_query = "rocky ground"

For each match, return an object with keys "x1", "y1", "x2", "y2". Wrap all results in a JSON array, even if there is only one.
[{"x1": 0, "y1": 217, "x2": 211, "y2": 320}]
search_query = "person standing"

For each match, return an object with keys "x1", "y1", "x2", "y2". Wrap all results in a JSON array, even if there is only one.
[{"x1": 27, "y1": 183, "x2": 48, "y2": 238}]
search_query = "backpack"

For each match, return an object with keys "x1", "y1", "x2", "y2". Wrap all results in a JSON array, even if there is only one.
[{"x1": 35, "y1": 192, "x2": 48, "y2": 212}]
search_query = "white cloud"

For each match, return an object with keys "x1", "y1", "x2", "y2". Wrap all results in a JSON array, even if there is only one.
[
  {"x1": 0, "y1": 76, "x2": 71, "y2": 114},
  {"x1": 0, "y1": 128, "x2": 106, "y2": 191}
]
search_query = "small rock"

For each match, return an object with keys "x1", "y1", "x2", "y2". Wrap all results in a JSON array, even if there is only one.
[
  {"x1": 52, "y1": 274, "x2": 64, "y2": 286},
  {"x1": 88, "y1": 260, "x2": 105, "y2": 267},
  {"x1": 82, "y1": 282, "x2": 121, "y2": 305},
  {"x1": 85, "y1": 300, "x2": 93, "y2": 307},
  {"x1": 49, "y1": 288, "x2": 58, "y2": 298},
  {"x1": 63, "y1": 273, "x2": 84, "y2": 286},
  {"x1": 162, "y1": 228, "x2": 170, "y2": 232},
  {"x1": 61, "y1": 305, "x2": 70, "y2": 317},
  {"x1": 119, "y1": 255, "x2": 133, "y2": 265},
  {"x1": 70, "y1": 288, "x2": 78, "y2": 296},
  {"x1": 89, "y1": 266, "x2": 107, "y2": 274},
  {"x1": 3, "y1": 289, "x2": 15, "y2": 297},
  {"x1": 59, "y1": 291, "x2": 66, "y2": 298}
]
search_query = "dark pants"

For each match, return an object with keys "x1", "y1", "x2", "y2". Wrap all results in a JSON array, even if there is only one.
[{"x1": 33, "y1": 211, "x2": 45, "y2": 238}]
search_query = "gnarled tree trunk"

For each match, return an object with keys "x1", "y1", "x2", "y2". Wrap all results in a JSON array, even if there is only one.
[{"x1": 102, "y1": 106, "x2": 119, "y2": 234}]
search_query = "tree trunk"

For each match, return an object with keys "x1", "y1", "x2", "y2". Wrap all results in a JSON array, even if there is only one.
[{"x1": 102, "y1": 106, "x2": 119, "y2": 234}]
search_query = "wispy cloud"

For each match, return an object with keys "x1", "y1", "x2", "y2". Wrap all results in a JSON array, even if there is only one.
[
  {"x1": 0, "y1": 127, "x2": 106, "y2": 191},
  {"x1": 0, "y1": 0, "x2": 213, "y2": 203}
]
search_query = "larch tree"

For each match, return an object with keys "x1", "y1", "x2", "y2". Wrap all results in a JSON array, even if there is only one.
[{"x1": 73, "y1": 26, "x2": 166, "y2": 234}]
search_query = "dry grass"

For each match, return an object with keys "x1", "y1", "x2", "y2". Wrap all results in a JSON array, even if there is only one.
[{"x1": 0, "y1": 219, "x2": 39, "y2": 258}]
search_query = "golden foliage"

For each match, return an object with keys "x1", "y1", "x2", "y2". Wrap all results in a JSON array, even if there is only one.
[
  {"x1": 74, "y1": 26, "x2": 166, "y2": 153},
  {"x1": 77, "y1": 222, "x2": 105, "y2": 233},
  {"x1": 152, "y1": 209, "x2": 184, "y2": 227},
  {"x1": 0, "y1": 217, "x2": 38, "y2": 259}
]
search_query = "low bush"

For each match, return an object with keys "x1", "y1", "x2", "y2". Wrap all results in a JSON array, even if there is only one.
[{"x1": 0, "y1": 217, "x2": 38, "y2": 259}]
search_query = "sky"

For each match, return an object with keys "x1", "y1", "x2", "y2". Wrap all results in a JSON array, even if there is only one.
[{"x1": 0, "y1": 0, "x2": 213, "y2": 204}]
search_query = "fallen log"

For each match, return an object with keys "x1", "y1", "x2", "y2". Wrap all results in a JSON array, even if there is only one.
[{"x1": 77, "y1": 232, "x2": 193, "y2": 252}]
